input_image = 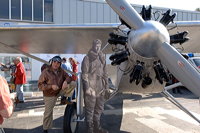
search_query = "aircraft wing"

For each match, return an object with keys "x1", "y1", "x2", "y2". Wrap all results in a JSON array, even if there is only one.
[
  {"x1": 0, "y1": 24, "x2": 119, "y2": 54},
  {"x1": 168, "y1": 21, "x2": 200, "y2": 53}
]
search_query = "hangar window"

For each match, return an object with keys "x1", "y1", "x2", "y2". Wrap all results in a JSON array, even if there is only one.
[
  {"x1": 22, "y1": 0, "x2": 32, "y2": 20},
  {"x1": 34, "y1": 0, "x2": 43, "y2": 21},
  {"x1": 0, "y1": 0, "x2": 53, "y2": 22},
  {"x1": 44, "y1": 0, "x2": 53, "y2": 22},
  {"x1": 0, "y1": 0, "x2": 9, "y2": 19},
  {"x1": 11, "y1": 0, "x2": 21, "y2": 19}
]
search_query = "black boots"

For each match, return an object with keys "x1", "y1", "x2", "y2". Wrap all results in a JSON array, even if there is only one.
[{"x1": 43, "y1": 130, "x2": 48, "y2": 133}]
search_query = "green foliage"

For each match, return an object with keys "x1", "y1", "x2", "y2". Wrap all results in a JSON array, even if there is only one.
[{"x1": 196, "y1": 8, "x2": 200, "y2": 12}]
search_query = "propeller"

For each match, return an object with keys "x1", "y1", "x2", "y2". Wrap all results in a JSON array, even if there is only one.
[
  {"x1": 106, "y1": 0, "x2": 144, "y2": 30},
  {"x1": 106, "y1": 0, "x2": 200, "y2": 97},
  {"x1": 157, "y1": 42, "x2": 200, "y2": 97}
]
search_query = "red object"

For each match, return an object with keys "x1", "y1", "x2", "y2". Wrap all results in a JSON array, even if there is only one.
[
  {"x1": 120, "y1": 6, "x2": 125, "y2": 11},
  {"x1": 71, "y1": 63, "x2": 78, "y2": 81},
  {"x1": 177, "y1": 60, "x2": 185, "y2": 67},
  {"x1": 15, "y1": 62, "x2": 26, "y2": 84}
]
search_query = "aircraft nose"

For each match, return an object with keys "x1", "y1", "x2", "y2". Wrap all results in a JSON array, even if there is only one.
[{"x1": 128, "y1": 21, "x2": 170, "y2": 58}]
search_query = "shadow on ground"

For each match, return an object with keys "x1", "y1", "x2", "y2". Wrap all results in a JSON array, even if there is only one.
[{"x1": 4, "y1": 116, "x2": 63, "y2": 133}]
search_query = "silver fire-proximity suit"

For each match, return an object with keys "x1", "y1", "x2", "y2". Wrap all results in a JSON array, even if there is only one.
[{"x1": 81, "y1": 39, "x2": 109, "y2": 133}]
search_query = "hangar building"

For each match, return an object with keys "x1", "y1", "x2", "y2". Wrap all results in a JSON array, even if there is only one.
[{"x1": 0, "y1": 0, "x2": 200, "y2": 85}]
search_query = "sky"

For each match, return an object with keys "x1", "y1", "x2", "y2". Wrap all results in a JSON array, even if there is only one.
[{"x1": 127, "y1": 0, "x2": 200, "y2": 11}]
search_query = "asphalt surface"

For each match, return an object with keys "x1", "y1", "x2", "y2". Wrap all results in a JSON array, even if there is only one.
[{"x1": 1, "y1": 89, "x2": 200, "y2": 133}]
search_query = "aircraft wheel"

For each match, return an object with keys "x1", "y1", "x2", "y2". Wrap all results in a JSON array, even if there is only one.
[{"x1": 63, "y1": 102, "x2": 78, "y2": 133}]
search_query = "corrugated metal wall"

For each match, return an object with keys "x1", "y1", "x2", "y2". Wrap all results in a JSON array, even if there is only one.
[
  {"x1": 54, "y1": 0, "x2": 118, "y2": 24},
  {"x1": 54, "y1": 0, "x2": 200, "y2": 24}
]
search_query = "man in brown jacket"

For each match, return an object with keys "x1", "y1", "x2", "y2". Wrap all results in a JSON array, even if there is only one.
[
  {"x1": 38, "y1": 56, "x2": 72, "y2": 133},
  {"x1": 81, "y1": 39, "x2": 109, "y2": 133}
]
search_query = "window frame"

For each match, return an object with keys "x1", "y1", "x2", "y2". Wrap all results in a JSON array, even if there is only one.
[
  {"x1": 11, "y1": 0, "x2": 21, "y2": 20},
  {"x1": 0, "y1": 0, "x2": 9, "y2": 19},
  {"x1": 0, "y1": 0, "x2": 53, "y2": 23}
]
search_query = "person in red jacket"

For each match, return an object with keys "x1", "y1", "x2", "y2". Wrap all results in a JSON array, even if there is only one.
[
  {"x1": 69, "y1": 57, "x2": 79, "y2": 101},
  {"x1": 69, "y1": 57, "x2": 78, "y2": 81},
  {"x1": 12, "y1": 57, "x2": 27, "y2": 103}
]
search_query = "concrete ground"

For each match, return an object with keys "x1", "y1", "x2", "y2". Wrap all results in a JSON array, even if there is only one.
[{"x1": 1, "y1": 89, "x2": 200, "y2": 133}]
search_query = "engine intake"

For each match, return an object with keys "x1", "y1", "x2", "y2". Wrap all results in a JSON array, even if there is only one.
[
  {"x1": 108, "y1": 32, "x2": 128, "y2": 45},
  {"x1": 130, "y1": 60, "x2": 144, "y2": 85},
  {"x1": 141, "y1": 75, "x2": 152, "y2": 88},
  {"x1": 153, "y1": 61, "x2": 169, "y2": 84},
  {"x1": 170, "y1": 31, "x2": 189, "y2": 45},
  {"x1": 159, "y1": 9, "x2": 176, "y2": 26},
  {"x1": 109, "y1": 50, "x2": 130, "y2": 65},
  {"x1": 140, "y1": 5, "x2": 152, "y2": 21}
]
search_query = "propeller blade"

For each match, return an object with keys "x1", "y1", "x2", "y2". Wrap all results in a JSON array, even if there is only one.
[
  {"x1": 106, "y1": 0, "x2": 145, "y2": 29},
  {"x1": 156, "y1": 42, "x2": 200, "y2": 97}
]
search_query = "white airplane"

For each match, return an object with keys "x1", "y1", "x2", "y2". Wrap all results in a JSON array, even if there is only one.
[{"x1": 0, "y1": 0, "x2": 200, "y2": 132}]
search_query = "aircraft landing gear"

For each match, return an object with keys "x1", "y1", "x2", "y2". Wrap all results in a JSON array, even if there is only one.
[
  {"x1": 63, "y1": 102, "x2": 78, "y2": 133},
  {"x1": 161, "y1": 82, "x2": 200, "y2": 124},
  {"x1": 63, "y1": 73, "x2": 117, "y2": 133}
]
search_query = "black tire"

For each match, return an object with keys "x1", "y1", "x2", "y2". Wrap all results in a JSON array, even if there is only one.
[{"x1": 63, "y1": 102, "x2": 78, "y2": 133}]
